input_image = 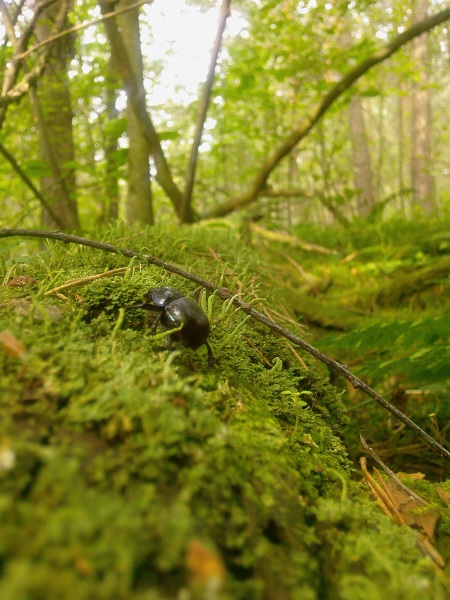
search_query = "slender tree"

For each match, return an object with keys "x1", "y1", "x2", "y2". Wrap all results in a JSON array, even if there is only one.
[
  {"x1": 99, "y1": 0, "x2": 183, "y2": 219},
  {"x1": 103, "y1": 53, "x2": 120, "y2": 222},
  {"x1": 340, "y1": 21, "x2": 375, "y2": 218},
  {"x1": 348, "y1": 92, "x2": 375, "y2": 217},
  {"x1": 117, "y1": 0, "x2": 153, "y2": 225},
  {"x1": 411, "y1": 0, "x2": 435, "y2": 214},
  {"x1": 32, "y1": 0, "x2": 80, "y2": 229},
  {"x1": 180, "y1": 0, "x2": 231, "y2": 222}
]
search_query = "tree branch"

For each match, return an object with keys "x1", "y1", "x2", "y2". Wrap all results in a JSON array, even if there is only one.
[
  {"x1": 17, "y1": 0, "x2": 153, "y2": 61},
  {"x1": 0, "y1": 0, "x2": 150, "y2": 115},
  {"x1": 180, "y1": 0, "x2": 231, "y2": 223},
  {"x1": 202, "y1": 7, "x2": 450, "y2": 219},
  {"x1": 0, "y1": 142, "x2": 65, "y2": 228},
  {"x1": 0, "y1": 0, "x2": 53, "y2": 108},
  {"x1": 0, "y1": 1, "x2": 18, "y2": 48},
  {"x1": 0, "y1": 0, "x2": 72, "y2": 120},
  {"x1": 0, "y1": 228, "x2": 448, "y2": 463}
]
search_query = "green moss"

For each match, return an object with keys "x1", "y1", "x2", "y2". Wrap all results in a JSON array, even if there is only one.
[
  {"x1": 314, "y1": 493, "x2": 448, "y2": 600},
  {"x1": 0, "y1": 223, "x2": 448, "y2": 599}
]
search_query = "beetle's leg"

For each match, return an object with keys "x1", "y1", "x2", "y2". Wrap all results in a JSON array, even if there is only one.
[
  {"x1": 128, "y1": 303, "x2": 163, "y2": 334},
  {"x1": 151, "y1": 312, "x2": 163, "y2": 335},
  {"x1": 205, "y1": 342, "x2": 215, "y2": 367}
]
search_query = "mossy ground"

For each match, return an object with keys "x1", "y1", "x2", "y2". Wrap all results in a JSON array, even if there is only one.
[{"x1": 0, "y1": 223, "x2": 449, "y2": 599}]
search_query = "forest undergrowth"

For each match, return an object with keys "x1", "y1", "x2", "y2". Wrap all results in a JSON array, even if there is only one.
[
  {"x1": 277, "y1": 215, "x2": 450, "y2": 478},
  {"x1": 0, "y1": 217, "x2": 449, "y2": 599}
]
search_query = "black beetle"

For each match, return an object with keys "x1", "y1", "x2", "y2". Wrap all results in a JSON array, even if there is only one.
[{"x1": 132, "y1": 286, "x2": 214, "y2": 365}]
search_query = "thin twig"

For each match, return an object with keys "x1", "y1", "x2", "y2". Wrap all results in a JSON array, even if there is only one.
[
  {"x1": 264, "y1": 306, "x2": 307, "y2": 332},
  {"x1": 181, "y1": 0, "x2": 231, "y2": 222},
  {"x1": 44, "y1": 267, "x2": 128, "y2": 296},
  {"x1": 360, "y1": 433, "x2": 428, "y2": 504},
  {"x1": 0, "y1": 0, "x2": 72, "y2": 113},
  {"x1": 17, "y1": 0, "x2": 154, "y2": 61},
  {"x1": 245, "y1": 337, "x2": 273, "y2": 368},
  {"x1": 360, "y1": 455, "x2": 445, "y2": 570},
  {"x1": 0, "y1": 142, "x2": 65, "y2": 228},
  {"x1": 374, "y1": 468, "x2": 408, "y2": 524},
  {"x1": 0, "y1": 228, "x2": 449, "y2": 462},
  {"x1": 285, "y1": 340, "x2": 309, "y2": 370},
  {"x1": 360, "y1": 457, "x2": 406, "y2": 523}
]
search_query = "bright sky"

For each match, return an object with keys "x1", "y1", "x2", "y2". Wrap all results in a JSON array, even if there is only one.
[
  {"x1": 141, "y1": 0, "x2": 247, "y2": 106},
  {"x1": 0, "y1": 0, "x2": 247, "y2": 109}
]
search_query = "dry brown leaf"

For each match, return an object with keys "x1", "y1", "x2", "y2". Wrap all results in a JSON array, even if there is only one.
[
  {"x1": 383, "y1": 478, "x2": 440, "y2": 541},
  {"x1": 7, "y1": 275, "x2": 39, "y2": 287},
  {"x1": 0, "y1": 330, "x2": 27, "y2": 359},
  {"x1": 397, "y1": 472, "x2": 426, "y2": 481},
  {"x1": 361, "y1": 458, "x2": 445, "y2": 569},
  {"x1": 435, "y1": 485, "x2": 450, "y2": 503},
  {"x1": 186, "y1": 539, "x2": 226, "y2": 587}
]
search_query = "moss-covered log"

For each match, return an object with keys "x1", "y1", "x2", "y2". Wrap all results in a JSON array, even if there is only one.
[
  {"x1": 0, "y1": 224, "x2": 448, "y2": 599},
  {"x1": 376, "y1": 255, "x2": 450, "y2": 306}
]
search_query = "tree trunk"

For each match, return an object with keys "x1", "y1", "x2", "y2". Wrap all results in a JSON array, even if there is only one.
[
  {"x1": 339, "y1": 21, "x2": 375, "y2": 219},
  {"x1": 104, "y1": 54, "x2": 120, "y2": 222},
  {"x1": 339, "y1": 16, "x2": 376, "y2": 220},
  {"x1": 411, "y1": 0, "x2": 435, "y2": 214},
  {"x1": 397, "y1": 92, "x2": 405, "y2": 215},
  {"x1": 348, "y1": 92, "x2": 375, "y2": 218},
  {"x1": 117, "y1": 0, "x2": 153, "y2": 225},
  {"x1": 33, "y1": 0, "x2": 79, "y2": 230}
]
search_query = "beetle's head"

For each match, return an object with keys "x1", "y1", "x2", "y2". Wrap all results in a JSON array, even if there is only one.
[{"x1": 148, "y1": 286, "x2": 184, "y2": 307}]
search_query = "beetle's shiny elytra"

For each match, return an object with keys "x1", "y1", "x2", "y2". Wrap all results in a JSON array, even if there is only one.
[{"x1": 133, "y1": 286, "x2": 214, "y2": 365}]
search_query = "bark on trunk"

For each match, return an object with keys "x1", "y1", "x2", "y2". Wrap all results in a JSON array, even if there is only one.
[
  {"x1": 411, "y1": 0, "x2": 435, "y2": 214},
  {"x1": 341, "y1": 23, "x2": 375, "y2": 219},
  {"x1": 33, "y1": 0, "x2": 79, "y2": 230},
  {"x1": 117, "y1": 0, "x2": 153, "y2": 225},
  {"x1": 104, "y1": 54, "x2": 120, "y2": 222}
]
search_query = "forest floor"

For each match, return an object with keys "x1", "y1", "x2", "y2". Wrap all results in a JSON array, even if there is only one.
[{"x1": 0, "y1": 217, "x2": 449, "y2": 599}]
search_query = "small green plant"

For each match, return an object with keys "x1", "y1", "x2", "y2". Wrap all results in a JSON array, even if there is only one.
[
  {"x1": 281, "y1": 390, "x2": 312, "y2": 434},
  {"x1": 319, "y1": 316, "x2": 450, "y2": 393}
]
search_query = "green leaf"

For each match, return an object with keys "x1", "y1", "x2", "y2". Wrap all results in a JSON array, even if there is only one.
[
  {"x1": 109, "y1": 148, "x2": 128, "y2": 165},
  {"x1": 23, "y1": 160, "x2": 51, "y2": 178},
  {"x1": 62, "y1": 160, "x2": 83, "y2": 171},
  {"x1": 103, "y1": 117, "x2": 127, "y2": 138},
  {"x1": 360, "y1": 87, "x2": 380, "y2": 97},
  {"x1": 158, "y1": 130, "x2": 181, "y2": 141}
]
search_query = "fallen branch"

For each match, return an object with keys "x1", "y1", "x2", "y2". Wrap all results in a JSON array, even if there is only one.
[{"x1": 0, "y1": 227, "x2": 449, "y2": 462}]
